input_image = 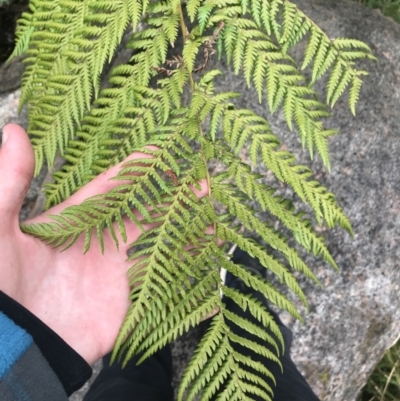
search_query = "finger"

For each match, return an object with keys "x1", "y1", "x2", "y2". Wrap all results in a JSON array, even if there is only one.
[
  {"x1": 0, "y1": 124, "x2": 35, "y2": 226},
  {"x1": 44, "y1": 146, "x2": 159, "y2": 217},
  {"x1": 189, "y1": 179, "x2": 209, "y2": 199},
  {"x1": 65, "y1": 177, "x2": 211, "y2": 254}
]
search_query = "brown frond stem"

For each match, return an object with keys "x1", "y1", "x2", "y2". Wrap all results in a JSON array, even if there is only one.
[
  {"x1": 152, "y1": 56, "x2": 184, "y2": 76},
  {"x1": 194, "y1": 21, "x2": 224, "y2": 73},
  {"x1": 166, "y1": 169, "x2": 179, "y2": 186}
]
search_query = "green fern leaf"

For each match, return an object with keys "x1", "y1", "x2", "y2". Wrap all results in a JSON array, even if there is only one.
[
  {"x1": 43, "y1": 7, "x2": 181, "y2": 205},
  {"x1": 213, "y1": 144, "x2": 338, "y2": 269},
  {"x1": 183, "y1": 36, "x2": 203, "y2": 73},
  {"x1": 212, "y1": 182, "x2": 320, "y2": 285},
  {"x1": 349, "y1": 75, "x2": 363, "y2": 115},
  {"x1": 248, "y1": 0, "x2": 375, "y2": 110},
  {"x1": 216, "y1": 219, "x2": 308, "y2": 307},
  {"x1": 14, "y1": 2, "x2": 373, "y2": 399},
  {"x1": 187, "y1": 0, "x2": 203, "y2": 21}
]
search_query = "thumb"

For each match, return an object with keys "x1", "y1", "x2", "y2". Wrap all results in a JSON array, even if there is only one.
[{"x1": 0, "y1": 124, "x2": 35, "y2": 223}]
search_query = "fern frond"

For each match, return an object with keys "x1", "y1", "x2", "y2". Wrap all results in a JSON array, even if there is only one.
[
  {"x1": 216, "y1": 218, "x2": 308, "y2": 308},
  {"x1": 21, "y1": 0, "x2": 146, "y2": 109},
  {"x1": 212, "y1": 182, "x2": 320, "y2": 285},
  {"x1": 183, "y1": 31, "x2": 204, "y2": 73},
  {"x1": 187, "y1": 0, "x2": 204, "y2": 22},
  {"x1": 250, "y1": 0, "x2": 375, "y2": 112},
  {"x1": 212, "y1": 143, "x2": 338, "y2": 269},
  {"x1": 191, "y1": 79, "x2": 240, "y2": 140},
  {"x1": 22, "y1": 1, "x2": 134, "y2": 173},
  {"x1": 15, "y1": 2, "x2": 371, "y2": 400},
  {"x1": 179, "y1": 289, "x2": 282, "y2": 401},
  {"x1": 198, "y1": 97, "x2": 347, "y2": 229},
  {"x1": 119, "y1": 281, "x2": 213, "y2": 362},
  {"x1": 43, "y1": 76, "x2": 146, "y2": 208},
  {"x1": 20, "y1": 0, "x2": 88, "y2": 109},
  {"x1": 8, "y1": 17, "x2": 34, "y2": 60},
  {"x1": 122, "y1": 265, "x2": 220, "y2": 363},
  {"x1": 191, "y1": 12, "x2": 334, "y2": 166},
  {"x1": 22, "y1": 134, "x2": 194, "y2": 252},
  {"x1": 136, "y1": 292, "x2": 221, "y2": 363},
  {"x1": 88, "y1": 106, "x2": 156, "y2": 174},
  {"x1": 9, "y1": 0, "x2": 59, "y2": 60},
  {"x1": 248, "y1": 131, "x2": 351, "y2": 231},
  {"x1": 113, "y1": 163, "x2": 216, "y2": 364},
  {"x1": 43, "y1": 9, "x2": 182, "y2": 205},
  {"x1": 178, "y1": 315, "x2": 226, "y2": 401}
]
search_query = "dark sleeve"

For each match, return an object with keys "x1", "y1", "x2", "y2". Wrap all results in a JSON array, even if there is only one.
[{"x1": 0, "y1": 291, "x2": 92, "y2": 399}]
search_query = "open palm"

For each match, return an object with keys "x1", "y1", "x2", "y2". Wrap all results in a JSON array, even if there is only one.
[{"x1": 0, "y1": 124, "x2": 208, "y2": 365}]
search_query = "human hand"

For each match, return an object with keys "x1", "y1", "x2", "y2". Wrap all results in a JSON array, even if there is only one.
[{"x1": 0, "y1": 124, "x2": 208, "y2": 365}]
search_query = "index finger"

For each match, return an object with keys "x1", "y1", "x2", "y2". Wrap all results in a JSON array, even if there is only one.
[{"x1": 32, "y1": 146, "x2": 159, "y2": 221}]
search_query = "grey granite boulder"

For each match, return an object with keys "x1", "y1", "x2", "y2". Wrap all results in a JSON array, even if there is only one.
[
  {"x1": 209, "y1": 1, "x2": 400, "y2": 400},
  {"x1": 279, "y1": 2, "x2": 400, "y2": 400},
  {"x1": 0, "y1": 56, "x2": 25, "y2": 95}
]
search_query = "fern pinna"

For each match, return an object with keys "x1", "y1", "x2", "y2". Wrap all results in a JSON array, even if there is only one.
[{"x1": 12, "y1": 0, "x2": 374, "y2": 399}]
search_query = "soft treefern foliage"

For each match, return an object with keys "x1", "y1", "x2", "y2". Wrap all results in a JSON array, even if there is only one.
[{"x1": 12, "y1": 1, "x2": 374, "y2": 399}]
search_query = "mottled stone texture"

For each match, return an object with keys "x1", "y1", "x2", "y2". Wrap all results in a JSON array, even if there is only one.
[
  {"x1": 209, "y1": 1, "x2": 400, "y2": 400},
  {"x1": 0, "y1": 57, "x2": 25, "y2": 94},
  {"x1": 1, "y1": 0, "x2": 400, "y2": 400}
]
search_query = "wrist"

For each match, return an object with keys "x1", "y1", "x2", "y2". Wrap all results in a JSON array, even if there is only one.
[
  {"x1": 6, "y1": 286, "x2": 103, "y2": 365},
  {"x1": 0, "y1": 291, "x2": 92, "y2": 394},
  {"x1": 27, "y1": 305, "x2": 101, "y2": 365}
]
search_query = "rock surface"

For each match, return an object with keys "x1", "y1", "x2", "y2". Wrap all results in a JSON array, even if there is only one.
[
  {"x1": 0, "y1": 56, "x2": 24, "y2": 94},
  {"x1": 210, "y1": 1, "x2": 400, "y2": 400},
  {"x1": 1, "y1": 0, "x2": 400, "y2": 400},
  {"x1": 289, "y1": 2, "x2": 400, "y2": 400}
]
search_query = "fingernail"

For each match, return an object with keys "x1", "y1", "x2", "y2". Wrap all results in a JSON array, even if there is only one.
[{"x1": 1, "y1": 126, "x2": 8, "y2": 145}]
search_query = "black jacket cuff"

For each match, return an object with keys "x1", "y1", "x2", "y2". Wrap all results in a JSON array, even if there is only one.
[{"x1": 0, "y1": 291, "x2": 92, "y2": 396}]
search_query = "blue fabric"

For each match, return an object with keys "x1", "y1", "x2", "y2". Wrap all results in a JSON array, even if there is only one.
[{"x1": 0, "y1": 311, "x2": 33, "y2": 378}]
